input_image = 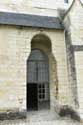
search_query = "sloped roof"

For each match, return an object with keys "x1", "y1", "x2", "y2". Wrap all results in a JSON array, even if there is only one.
[
  {"x1": 80, "y1": 0, "x2": 83, "y2": 5},
  {"x1": 63, "y1": 0, "x2": 83, "y2": 20},
  {"x1": 0, "y1": 12, "x2": 64, "y2": 29}
]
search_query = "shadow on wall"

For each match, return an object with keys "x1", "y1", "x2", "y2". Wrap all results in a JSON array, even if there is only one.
[
  {"x1": 59, "y1": 105, "x2": 80, "y2": 122},
  {"x1": 50, "y1": 53, "x2": 59, "y2": 99}
]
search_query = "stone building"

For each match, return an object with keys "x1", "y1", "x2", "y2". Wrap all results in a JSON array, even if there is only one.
[{"x1": 0, "y1": 0, "x2": 83, "y2": 121}]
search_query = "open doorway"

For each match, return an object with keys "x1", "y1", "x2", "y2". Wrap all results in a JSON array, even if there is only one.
[
  {"x1": 27, "y1": 49, "x2": 50, "y2": 110},
  {"x1": 27, "y1": 34, "x2": 52, "y2": 111}
]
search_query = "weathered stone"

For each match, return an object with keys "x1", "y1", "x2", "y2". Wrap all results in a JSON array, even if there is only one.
[
  {"x1": 0, "y1": 111, "x2": 26, "y2": 121},
  {"x1": 0, "y1": 0, "x2": 83, "y2": 122}
]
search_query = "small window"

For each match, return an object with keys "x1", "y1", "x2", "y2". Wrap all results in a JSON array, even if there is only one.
[
  {"x1": 65, "y1": 0, "x2": 68, "y2": 3},
  {"x1": 38, "y1": 84, "x2": 45, "y2": 100}
]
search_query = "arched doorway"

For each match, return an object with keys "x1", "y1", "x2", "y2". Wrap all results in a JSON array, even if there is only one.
[{"x1": 27, "y1": 49, "x2": 50, "y2": 110}]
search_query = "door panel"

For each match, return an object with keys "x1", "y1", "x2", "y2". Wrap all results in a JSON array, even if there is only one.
[
  {"x1": 27, "y1": 62, "x2": 37, "y2": 83},
  {"x1": 38, "y1": 61, "x2": 49, "y2": 83}
]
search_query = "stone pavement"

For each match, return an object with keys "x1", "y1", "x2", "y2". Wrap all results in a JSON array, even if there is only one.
[
  {"x1": 0, "y1": 110, "x2": 82, "y2": 125},
  {"x1": 0, "y1": 120, "x2": 81, "y2": 125}
]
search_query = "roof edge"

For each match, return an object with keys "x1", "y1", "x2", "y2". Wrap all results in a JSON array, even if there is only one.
[
  {"x1": 79, "y1": 0, "x2": 83, "y2": 6},
  {"x1": 0, "y1": 11, "x2": 64, "y2": 30},
  {"x1": 63, "y1": 0, "x2": 75, "y2": 20},
  {"x1": 63, "y1": 0, "x2": 83, "y2": 20}
]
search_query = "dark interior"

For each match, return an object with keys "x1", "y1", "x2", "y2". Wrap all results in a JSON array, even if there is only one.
[{"x1": 27, "y1": 84, "x2": 38, "y2": 110}]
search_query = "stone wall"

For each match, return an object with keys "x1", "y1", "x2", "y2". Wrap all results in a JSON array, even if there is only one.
[
  {"x1": 0, "y1": 0, "x2": 66, "y2": 10},
  {"x1": 0, "y1": 0, "x2": 70, "y2": 17},
  {"x1": 0, "y1": 25, "x2": 71, "y2": 113},
  {"x1": 75, "y1": 52, "x2": 83, "y2": 118},
  {"x1": 63, "y1": 0, "x2": 83, "y2": 118}
]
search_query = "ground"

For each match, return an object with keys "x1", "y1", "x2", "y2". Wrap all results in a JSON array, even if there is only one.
[{"x1": 0, "y1": 110, "x2": 82, "y2": 125}]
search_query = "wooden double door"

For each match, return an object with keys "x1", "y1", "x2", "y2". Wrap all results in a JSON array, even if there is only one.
[{"x1": 27, "y1": 49, "x2": 50, "y2": 110}]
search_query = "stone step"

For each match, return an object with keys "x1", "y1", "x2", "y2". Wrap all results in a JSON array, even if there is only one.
[
  {"x1": 0, "y1": 110, "x2": 81, "y2": 125},
  {"x1": 27, "y1": 110, "x2": 59, "y2": 122},
  {"x1": 0, "y1": 120, "x2": 80, "y2": 125}
]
